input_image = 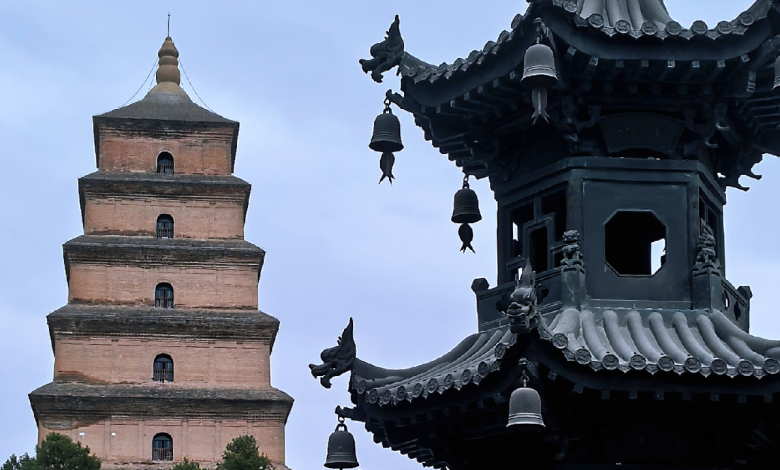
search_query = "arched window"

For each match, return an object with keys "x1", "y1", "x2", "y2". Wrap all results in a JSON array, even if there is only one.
[
  {"x1": 157, "y1": 152, "x2": 174, "y2": 175},
  {"x1": 152, "y1": 354, "x2": 174, "y2": 383},
  {"x1": 152, "y1": 433, "x2": 173, "y2": 461},
  {"x1": 154, "y1": 283, "x2": 174, "y2": 309},
  {"x1": 156, "y1": 214, "x2": 174, "y2": 239}
]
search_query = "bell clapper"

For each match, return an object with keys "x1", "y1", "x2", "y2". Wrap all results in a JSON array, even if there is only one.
[
  {"x1": 379, "y1": 151, "x2": 395, "y2": 185},
  {"x1": 459, "y1": 223, "x2": 475, "y2": 253}
]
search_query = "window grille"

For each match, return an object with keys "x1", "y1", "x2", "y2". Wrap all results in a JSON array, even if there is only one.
[
  {"x1": 156, "y1": 214, "x2": 174, "y2": 239},
  {"x1": 157, "y1": 152, "x2": 174, "y2": 175},
  {"x1": 152, "y1": 434, "x2": 173, "y2": 461},
  {"x1": 154, "y1": 283, "x2": 174, "y2": 309},
  {"x1": 153, "y1": 354, "x2": 174, "y2": 382}
]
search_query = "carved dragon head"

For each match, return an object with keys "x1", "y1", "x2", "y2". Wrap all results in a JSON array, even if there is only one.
[
  {"x1": 506, "y1": 262, "x2": 539, "y2": 334},
  {"x1": 309, "y1": 318, "x2": 357, "y2": 389},
  {"x1": 359, "y1": 15, "x2": 405, "y2": 83}
]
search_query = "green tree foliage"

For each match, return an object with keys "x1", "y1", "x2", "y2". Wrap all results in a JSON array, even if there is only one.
[
  {"x1": 3, "y1": 434, "x2": 100, "y2": 470},
  {"x1": 2, "y1": 454, "x2": 38, "y2": 470},
  {"x1": 171, "y1": 457, "x2": 201, "y2": 470},
  {"x1": 217, "y1": 436, "x2": 274, "y2": 470}
]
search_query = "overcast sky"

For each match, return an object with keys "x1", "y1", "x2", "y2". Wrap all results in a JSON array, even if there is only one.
[{"x1": 0, "y1": 1, "x2": 776, "y2": 470}]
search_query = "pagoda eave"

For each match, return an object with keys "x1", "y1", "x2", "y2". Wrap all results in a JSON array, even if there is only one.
[
  {"x1": 47, "y1": 304, "x2": 279, "y2": 349},
  {"x1": 29, "y1": 383, "x2": 293, "y2": 427}
]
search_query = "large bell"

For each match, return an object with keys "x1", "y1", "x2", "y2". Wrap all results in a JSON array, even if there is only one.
[
  {"x1": 369, "y1": 106, "x2": 403, "y2": 153},
  {"x1": 522, "y1": 43, "x2": 557, "y2": 90},
  {"x1": 774, "y1": 55, "x2": 780, "y2": 94},
  {"x1": 507, "y1": 384, "x2": 545, "y2": 429},
  {"x1": 324, "y1": 421, "x2": 359, "y2": 469},
  {"x1": 452, "y1": 178, "x2": 482, "y2": 224}
]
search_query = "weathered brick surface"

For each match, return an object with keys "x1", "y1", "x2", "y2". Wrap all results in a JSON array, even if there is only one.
[
  {"x1": 84, "y1": 196, "x2": 245, "y2": 239},
  {"x1": 67, "y1": 264, "x2": 259, "y2": 309},
  {"x1": 38, "y1": 418, "x2": 286, "y2": 466},
  {"x1": 53, "y1": 337, "x2": 271, "y2": 388},
  {"x1": 97, "y1": 127, "x2": 235, "y2": 176}
]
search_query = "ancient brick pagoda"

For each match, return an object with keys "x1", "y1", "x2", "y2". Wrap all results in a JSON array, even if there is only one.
[
  {"x1": 312, "y1": 1, "x2": 780, "y2": 469},
  {"x1": 29, "y1": 37, "x2": 292, "y2": 468}
]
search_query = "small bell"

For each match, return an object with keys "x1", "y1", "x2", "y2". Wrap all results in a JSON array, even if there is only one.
[
  {"x1": 774, "y1": 55, "x2": 780, "y2": 94},
  {"x1": 522, "y1": 20, "x2": 558, "y2": 123},
  {"x1": 369, "y1": 100, "x2": 403, "y2": 154},
  {"x1": 522, "y1": 43, "x2": 557, "y2": 90},
  {"x1": 324, "y1": 418, "x2": 359, "y2": 469},
  {"x1": 507, "y1": 374, "x2": 545, "y2": 429},
  {"x1": 451, "y1": 177, "x2": 482, "y2": 224}
]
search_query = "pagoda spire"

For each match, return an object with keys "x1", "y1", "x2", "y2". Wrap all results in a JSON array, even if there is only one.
[{"x1": 155, "y1": 36, "x2": 181, "y2": 85}]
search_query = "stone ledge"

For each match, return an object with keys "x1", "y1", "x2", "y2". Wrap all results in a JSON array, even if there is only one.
[
  {"x1": 48, "y1": 304, "x2": 279, "y2": 344},
  {"x1": 78, "y1": 172, "x2": 251, "y2": 219},
  {"x1": 63, "y1": 236, "x2": 265, "y2": 272},
  {"x1": 30, "y1": 382, "x2": 294, "y2": 425}
]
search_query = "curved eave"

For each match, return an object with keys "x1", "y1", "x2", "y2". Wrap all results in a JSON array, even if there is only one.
[{"x1": 399, "y1": 1, "x2": 777, "y2": 108}]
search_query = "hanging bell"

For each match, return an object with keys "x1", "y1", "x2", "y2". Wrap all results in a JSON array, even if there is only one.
[
  {"x1": 507, "y1": 376, "x2": 545, "y2": 429},
  {"x1": 522, "y1": 43, "x2": 557, "y2": 90},
  {"x1": 369, "y1": 101, "x2": 403, "y2": 154},
  {"x1": 451, "y1": 177, "x2": 482, "y2": 224},
  {"x1": 522, "y1": 21, "x2": 557, "y2": 124},
  {"x1": 324, "y1": 419, "x2": 359, "y2": 469},
  {"x1": 774, "y1": 55, "x2": 780, "y2": 94}
]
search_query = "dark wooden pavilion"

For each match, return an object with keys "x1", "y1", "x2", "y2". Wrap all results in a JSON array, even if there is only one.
[{"x1": 311, "y1": 1, "x2": 780, "y2": 469}]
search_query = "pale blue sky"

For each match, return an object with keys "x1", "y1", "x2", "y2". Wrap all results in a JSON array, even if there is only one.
[{"x1": 0, "y1": 2, "x2": 775, "y2": 470}]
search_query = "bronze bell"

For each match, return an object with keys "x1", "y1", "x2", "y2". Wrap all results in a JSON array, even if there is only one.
[
  {"x1": 369, "y1": 104, "x2": 403, "y2": 153},
  {"x1": 522, "y1": 43, "x2": 558, "y2": 90},
  {"x1": 452, "y1": 177, "x2": 482, "y2": 224},
  {"x1": 324, "y1": 421, "x2": 359, "y2": 469},
  {"x1": 507, "y1": 381, "x2": 545, "y2": 429},
  {"x1": 774, "y1": 55, "x2": 780, "y2": 94}
]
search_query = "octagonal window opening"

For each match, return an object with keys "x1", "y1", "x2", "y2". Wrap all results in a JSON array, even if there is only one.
[{"x1": 605, "y1": 211, "x2": 667, "y2": 276}]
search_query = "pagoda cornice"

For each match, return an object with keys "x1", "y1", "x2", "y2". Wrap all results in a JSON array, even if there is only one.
[
  {"x1": 78, "y1": 172, "x2": 251, "y2": 222},
  {"x1": 29, "y1": 383, "x2": 293, "y2": 427},
  {"x1": 63, "y1": 236, "x2": 265, "y2": 279},
  {"x1": 47, "y1": 304, "x2": 280, "y2": 348}
]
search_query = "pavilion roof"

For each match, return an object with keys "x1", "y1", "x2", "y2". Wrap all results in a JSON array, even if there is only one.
[
  {"x1": 348, "y1": 307, "x2": 780, "y2": 411},
  {"x1": 398, "y1": 0, "x2": 775, "y2": 88}
]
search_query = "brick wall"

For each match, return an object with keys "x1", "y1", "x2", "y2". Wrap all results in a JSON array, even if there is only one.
[
  {"x1": 67, "y1": 264, "x2": 259, "y2": 309},
  {"x1": 53, "y1": 337, "x2": 271, "y2": 388},
  {"x1": 97, "y1": 127, "x2": 235, "y2": 176},
  {"x1": 84, "y1": 196, "x2": 245, "y2": 239},
  {"x1": 39, "y1": 418, "x2": 286, "y2": 466}
]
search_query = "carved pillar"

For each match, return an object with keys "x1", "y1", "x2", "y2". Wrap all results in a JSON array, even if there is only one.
[
  {"x1": 560, "y1": 230, "x2": 585, "y2": 310},
  {"x1": 691, "y1": 226, "x2": 724, "y2": 311}
]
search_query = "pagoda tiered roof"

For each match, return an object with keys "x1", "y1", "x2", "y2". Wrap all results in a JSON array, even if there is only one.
[{"x1": 95, "y1": 82, "x2": 235, "y2": 125}]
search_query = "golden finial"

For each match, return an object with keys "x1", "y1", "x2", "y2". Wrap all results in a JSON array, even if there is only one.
[{"x1": 155, "y1": 35, "x2": 180, "y2": 85}]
